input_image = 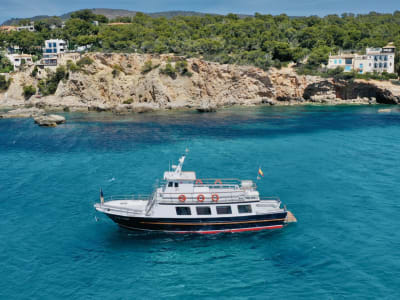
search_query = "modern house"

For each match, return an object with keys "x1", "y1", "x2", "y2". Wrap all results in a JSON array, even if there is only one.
[
  {"x1": 16, "y1": 22, "x2": 35, "y2": 32},
  {"x1": 40, "y1": 39, "x2": 67, "y2": 66},
  {"x1": 6, "y1": 53, "x2": 33, "y2": 69},
  {"x1": 328, "y1": 43, "x2": 396, "y2": 74}
]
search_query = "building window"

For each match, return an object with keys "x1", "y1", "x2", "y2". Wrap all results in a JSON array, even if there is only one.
[
  {"x1": 334, "y1": 59, "x2": 337, "y2": 64},
  {"x1": 380, "y1": 55, "x2": 383, "y2": 60},
  {"x1": 168, "y1": 182, "x2": 173, "y2": 187},
  {"x1": 374, "y1": 63, "x2": 377, "y2": 68},
  {"x1": 390, "y1": 63, "x2": 392, "y2": 66},
  {"x1": 339, "y1": 59, "x2": 342, "y2": 64},
  {"x1": 196, "y1": 206, "x2": 211, "y2": 215},
  {"x1": 384, "y1": 63, "x2": 387, "y2": 68},
  {"x1": 369, "y1": 63, "x2": 371, "y2": 67},
  {"x1": 216, "y1": 206, "x2": 232, "y2": 214},
  {"x1": 174, "y1": 182, "x2": 179, "y2": 188},
  {"x1": 238, "y1": 204, "x2": 252, "y2": 213},
  {"x1": 53, "y1": 43, "x2": 56, "y2": 47},
  {"x1": 359, "y1": 63, "x2": 363, "y2": 69},
  {"x1": 48, "y1": 43, "x2": 52, "y2": 48},
  {"x1": 384, "y1": 56, "x2": 388, "y2": 61},
  {"x1": 379, "y1": 63, "x2": 382, "y2": 68},
  {"x1": 374, "y1": 56, "x2": 378, "y2": 61},
  {"x1": 345, "y1": 58, "x2": 352, "y2": 65},
  {"x1": 176, "y1": 207, "x2": 191, "y2": 215}
]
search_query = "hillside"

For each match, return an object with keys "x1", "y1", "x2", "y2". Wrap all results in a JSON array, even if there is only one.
[{"x1": 1, "y1": 9, "x2": 227, "y2": 25}]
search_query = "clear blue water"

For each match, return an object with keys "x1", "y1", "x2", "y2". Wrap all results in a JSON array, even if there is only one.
[{"x1": 1, "y1": 105, "x2": 400, "y2": 299}]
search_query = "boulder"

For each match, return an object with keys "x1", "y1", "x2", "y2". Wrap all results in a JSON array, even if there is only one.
[{"x1": 34, "y1": 114, "x2": 66, "y2": 127}]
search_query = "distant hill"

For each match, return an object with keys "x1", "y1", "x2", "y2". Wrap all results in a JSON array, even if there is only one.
[{"x1": 1, "y1": 8, "x2": 247, "y2": 25}]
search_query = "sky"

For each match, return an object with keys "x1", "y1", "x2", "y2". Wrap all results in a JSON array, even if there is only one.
[{"x1": 0, "y1": 0, "x2": 399, "y2": 24}]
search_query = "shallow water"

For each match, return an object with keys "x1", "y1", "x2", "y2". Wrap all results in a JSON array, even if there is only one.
[{"x1": 1, "y1": 105, "x2": 400, "y2": 299}]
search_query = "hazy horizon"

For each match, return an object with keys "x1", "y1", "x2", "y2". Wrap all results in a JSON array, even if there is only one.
[{"x1": 1, "y1": 0, "x2": 399, "y2": 24}]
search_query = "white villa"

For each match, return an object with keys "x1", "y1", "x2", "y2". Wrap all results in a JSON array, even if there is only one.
[
  {"x1": 328, "y1": 43, "x2": 396, "y2": 74},
  {"x1": 41, "y1": 39, "x2": 67, "y2": 66},
  {"x1": 6, "y1": 53, "x2": 33, "y2": 69}
]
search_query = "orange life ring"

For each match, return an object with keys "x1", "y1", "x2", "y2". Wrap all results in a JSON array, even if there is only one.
[
  {"x1": 214, "y1": 179, "x2": 222, "y2": 184},
  {"x1": 195, "y1": 179, "x2": 203, "y2": 184},
  {"x1": 211, "y1": 194, "x2": 219, "y2": 202},
  {"x1": 178, "y1": 194, "x2": 186, "y2": 202},
  {"x1": 197, "y1": 194, "x2": 205, "y2": 202}
]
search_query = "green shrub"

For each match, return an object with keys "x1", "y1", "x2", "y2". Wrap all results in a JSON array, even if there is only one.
[
  {"x1": 0, "y1": 75, "x2": 11, "y2": 91},
  {"x1": 0, "y1": 55, "x2": 13, "y2": 73},
  {"x1": 141, "y1": 60, "x2": 154, "y2": 74},
  {"x1": 31, "y1": 66, "x2": 38, "y2": 77},
  {"x1": 123, "y1": 98, "x2": 133, "y2": 104},
  {"x1": 160, "y1": 63, "x2": 176, "y2": 78},
  {"x1": 76, "y1": 56, "x2": 94, "y2": 67},
  {"x1": 38, "y1": 66, "x2": 68, "y2": 96},
  {"x1": 67, "y1": 60, "x2": 81, "y2": 72},
  {"x1": 112, "y1": 64, "x2": 124, "y2": 77},
  {"x1": 22, "y1": 85, "x2": 36, "y2": 100},
  {"x1": 175, "y1": 60, "x2": 192, "y2": 77}
]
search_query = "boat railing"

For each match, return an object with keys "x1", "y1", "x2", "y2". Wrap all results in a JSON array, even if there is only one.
[
  {"x1": 160, "y1": 178, "x2": 256, "y2": 190},
  {"x1": 104, "y1": 195, "x2": 152, "y2": 201},
  {"x1": 95, "y1": 203, "x2": 144, "y2": 215}
]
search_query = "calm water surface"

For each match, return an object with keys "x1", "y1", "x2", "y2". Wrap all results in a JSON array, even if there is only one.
[{"x1": 1, "y1": 105, "x2": 400, "y2": 299}]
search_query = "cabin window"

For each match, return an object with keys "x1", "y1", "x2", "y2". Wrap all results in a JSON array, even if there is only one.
[
  {"x1": 176, "y1": 207, "x2": 191, "y2": 215},
  {"x1": 174, "y1": 182, "x2": 179, "y2": 188},
  {"x1": 238, "y1": 205, "x2": 252, "y2": 213},
  {"x1": 168, "y1": 182, "x2": 173, "y2": 187},
  {"x1": 196, "y1": 206, "x2": 211, "y2": 215},
  {"x1": 216, "y1": 206, "x2": 232, "y2": 215}
]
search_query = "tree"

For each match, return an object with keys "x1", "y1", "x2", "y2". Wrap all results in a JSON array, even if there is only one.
[
  {"x1": 0, "y1": 75, "x2": 11, "y2": 91},
  {"x1": 22, "y1": 85, "x2": 36, "y2": 99}
]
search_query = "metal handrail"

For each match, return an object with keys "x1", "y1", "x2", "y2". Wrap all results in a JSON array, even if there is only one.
[
  {"x1": 104, "y1": 195, "x2": 152, "y2": 201},
  {"x1": 96, "y1": 203, "x2": 144, "y2": 215}
]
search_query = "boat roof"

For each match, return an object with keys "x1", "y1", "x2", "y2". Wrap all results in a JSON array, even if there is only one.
[{"x1": 164, "y1": 171, "x2": 196, "y2": 181}]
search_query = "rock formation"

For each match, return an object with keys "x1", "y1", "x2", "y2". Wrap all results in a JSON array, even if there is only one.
[{"x1": 0, "y1": 53, "x2": 399, "y2": 113}]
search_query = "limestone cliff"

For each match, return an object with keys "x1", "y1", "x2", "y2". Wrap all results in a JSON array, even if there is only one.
[{"x1": 0, "y1": 53, "x2": 399, "y2": 111}]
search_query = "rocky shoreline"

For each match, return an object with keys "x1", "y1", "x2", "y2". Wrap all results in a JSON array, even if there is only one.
[{"x1": 0, "y1": 53, "x2": 399, "y2": 116}]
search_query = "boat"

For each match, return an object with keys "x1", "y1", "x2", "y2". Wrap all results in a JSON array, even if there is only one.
[{"x1": 94, "y1": 154, "x2": 295, "y2": 234}]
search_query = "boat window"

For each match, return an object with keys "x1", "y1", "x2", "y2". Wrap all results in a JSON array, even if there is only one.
[
  {"x1": 168, "y1": 182, "x2": 173, "y2": 187},
  {"x1": 196, "y1": 206, "x2": 211, "y2": 215},
  {"x1": 216, "y1": 206, "x2": 232, "y2": 215},
  {"x1": 176, "y1": 207, "x2": 191, "y2": 215},
  {"x1": 238, "y1": 204, "x2": 252, "y2": 213},
  {"x1": 174, "y1": 182, "x2": 179, "y2": 188}
]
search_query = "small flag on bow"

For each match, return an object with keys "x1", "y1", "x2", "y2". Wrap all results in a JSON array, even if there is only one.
[{"x1": 100, "y1": 188, "x2": 104, "y2": 204}]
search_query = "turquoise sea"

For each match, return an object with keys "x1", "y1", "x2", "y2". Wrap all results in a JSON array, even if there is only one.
[{"x1": 1, "y1": 105, "x2": 400, "y2": 299}]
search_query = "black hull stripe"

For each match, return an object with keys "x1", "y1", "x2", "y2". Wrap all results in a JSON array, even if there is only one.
[{"x1": 140, "y1": 218, "x2": 286, "y2": 226}]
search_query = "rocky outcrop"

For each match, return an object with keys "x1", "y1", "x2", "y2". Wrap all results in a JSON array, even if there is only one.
[
  {"x1": 33, "y1": 114, "x2": 66, "y2": 127},
  {"x1": 0, "y1": 107, "x2": 45, "y2": 118},
  {"x1": 0, "y1": 53, "x2": 399, "y2": 112}
]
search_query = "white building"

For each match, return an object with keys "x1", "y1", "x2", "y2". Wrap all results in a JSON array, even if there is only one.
[
  {"x1": 16, "y1": 22, "x2": 35, "y2": 32},
  {"x1": 43, "y1": 39, "x2": 67, "y2": 55},
  {"x1": 6, "y1": 53, "x2": 33, "y2": 69},
  {"x1": 41, "y1": 39, "x2": 67, "y2": 66},
  {"x1": 328, "y1": 43, "x2": 396, "y2": 74}
]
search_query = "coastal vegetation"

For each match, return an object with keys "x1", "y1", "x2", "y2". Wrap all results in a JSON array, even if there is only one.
[
  {"x1": 0, "y1": 9, "x2": 400, "y2": 77},
  {"x1": 38, "y1": 66, "x2": 68, "y2": 95},
  {"x1": 0, "y1": 75, "x2": 11, "y2": 91},
  {"x1": 22, "y1": 85, "x2": 36, "y2": 99},
  {"x1": 0, "y1": 53, "x2": 13, "y2": 73}
]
